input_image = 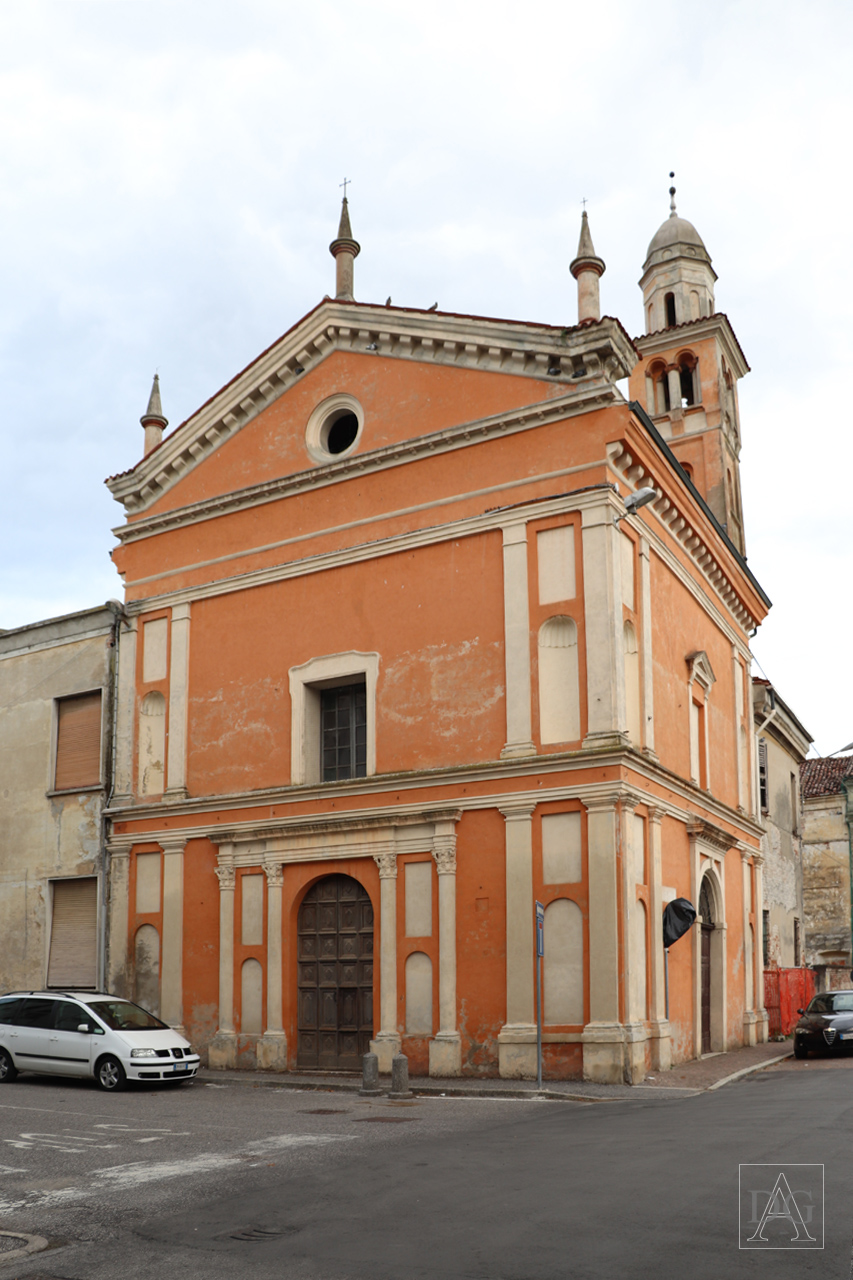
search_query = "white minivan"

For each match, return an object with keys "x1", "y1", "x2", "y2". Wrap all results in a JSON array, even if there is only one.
[{"x1": 0, "y1": 992, "x2": 200, "y2": 1091}]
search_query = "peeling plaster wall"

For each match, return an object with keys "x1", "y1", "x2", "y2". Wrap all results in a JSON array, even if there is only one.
[
  {"x1": 760, "y1": 733, "x2": 804, "y2": 968},
  {"x1": 0, "y1": 622, "x2": 114, "y2": 990},
  {"x1": 802, "y1": 796, "x2": 850, "y2": 965}
]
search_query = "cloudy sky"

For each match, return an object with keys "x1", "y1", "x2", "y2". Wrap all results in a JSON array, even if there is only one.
[{"x1": 1, "y1": 0, "x2": 849, "y2": 753}]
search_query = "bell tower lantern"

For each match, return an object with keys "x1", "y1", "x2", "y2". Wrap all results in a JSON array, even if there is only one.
[{"x1": 628, "y1": 179, "x2": 750, "y2": 555}]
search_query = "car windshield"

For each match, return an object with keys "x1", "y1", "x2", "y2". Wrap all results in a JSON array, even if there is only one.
[
  {"x1": 84, "y1": 1000, "x2": 168, "y2": 1031},
  {"x1": 809, "y1": 993, "x2": 853, "y2": 1015}
]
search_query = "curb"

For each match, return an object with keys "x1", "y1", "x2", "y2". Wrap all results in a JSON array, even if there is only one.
[{"x1": 705, "y1": 1050, "x2": 794, "y2": 1091}]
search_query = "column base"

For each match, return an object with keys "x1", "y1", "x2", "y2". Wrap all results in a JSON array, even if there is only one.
[
  {"x1": 622, "y1": 1021, "x2": 648, "y2": 1084},
  {"x1": 648, "y1": 1019, "x2": 672, "y2": 1072},
  {"x1": 497, "y1": 1025, "x2": 537, "y2": 1079},
  {"x1": 500, "y1": 740, "x2": 536, "y2": 760},
  {"x1": 743, "y1": 1010, "x2": 759, "y2": 1046},
  {"x1": 164, "y1": 786, "x2": 189, "y2": 801},
  {"x1": 208, "y1": 1031, "x2": 237, "y2": 1069},
  {"x1": 370, "y1": 1032, "x2": 401, "y2": 1073},
  {"x1": 429, "y1": 1032, "x2": 462, "y2": 1077},
  {"x1": 756, "y1": 1009, "x2": 769, "y2": 1043},
  {"x1": 256, "y1": 1032, "x2": 288, "y2": 1071},
  {"x1": 582, "y1": 1021, "x2": 626, "y2": 1084}
]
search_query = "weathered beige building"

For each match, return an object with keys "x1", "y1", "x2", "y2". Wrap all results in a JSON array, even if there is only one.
[
  {"x1": 752, "y1": 679, "x2": 811, "y2": 968},
  {"x1": 800, "y1": 755, "x2": 853, "y2": 989},
  {"x1": 0, "y1": 603, "x2": 123, "y2": 992}
]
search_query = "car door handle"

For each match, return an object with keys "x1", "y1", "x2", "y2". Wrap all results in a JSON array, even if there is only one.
[{"x1": 49, "y1": 1035, "x2": 59, "y2": 1043}]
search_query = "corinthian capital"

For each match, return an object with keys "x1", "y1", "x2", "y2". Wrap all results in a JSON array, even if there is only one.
[
  {"x1": 373, "y1": 851, "x2": 398, "y2": 880},
  {"x1": 432, "y1": 835, "x2": 457, "y2": 876},
  {"x1": 214, "y1": 863, "x2": 236, "y2": 892},
  {"x1": 264, "y1": 860, "x2": 284, "y2": 889}
]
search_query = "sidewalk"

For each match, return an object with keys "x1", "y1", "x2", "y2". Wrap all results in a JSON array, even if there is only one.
[{"x1": 197, "y1": 1039, "x2": 792, "y2": 1102}]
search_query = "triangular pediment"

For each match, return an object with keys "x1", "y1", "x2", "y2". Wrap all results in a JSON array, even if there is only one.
[{"x1": 106, "y1": 298, "x2": 637, "y2": 517}]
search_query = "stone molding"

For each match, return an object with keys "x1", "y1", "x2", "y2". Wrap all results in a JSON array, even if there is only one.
[
  {"x1": 107, "y1": 301, "x2": 637, "y2": 517},
  {"x1": 607, "y1": 439, "x2": 758, "y2": 632}
]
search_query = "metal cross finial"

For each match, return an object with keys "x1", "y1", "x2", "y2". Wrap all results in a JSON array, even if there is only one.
[
  {"x1": 340, "y1": 177, "x2": 351, "y2": 198},
  {"x1": 581, "y1": 197, "x2": 588, "y2": 210},
  {"x1": 669, "y1": 171, "x2": 676, "y2": 214}
]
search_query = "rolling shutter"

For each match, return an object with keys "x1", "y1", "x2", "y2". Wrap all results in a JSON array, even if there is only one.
[
  {"x1": 54, "y1": 692, "x2": 102, "y2": 790},
  {"x1": 47, "y1": 878, "x2": 98, "y2": 989}
]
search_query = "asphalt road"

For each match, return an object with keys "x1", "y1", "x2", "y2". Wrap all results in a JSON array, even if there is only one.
[{"x1": 0, "y1": 1059, "x2": 850, "y2": 1279}]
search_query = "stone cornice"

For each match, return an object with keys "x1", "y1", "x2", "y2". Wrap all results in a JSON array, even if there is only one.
[
  {"x1": 633, "y1": 313, "x2": 749, "y2": 377},
  {"x1": 112, "y1": 382, "x2": 623, "y2": 549},
  {"x1": 608, "y1": 438, "x2": 761, "y2": 632},
  {"x1": 107, "y1": 300, "x2": 638, "y2": 518}
]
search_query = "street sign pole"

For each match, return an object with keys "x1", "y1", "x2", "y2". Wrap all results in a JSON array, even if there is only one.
[{"x1": 535, "y1": 901, "x2": 545, "y2": 1092}]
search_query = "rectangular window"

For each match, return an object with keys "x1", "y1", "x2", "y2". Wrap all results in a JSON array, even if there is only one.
[
  {"x1": 54, "y1": 691, "x2": 102, "y2": 791},
  {"x1": 321, "y1": 682, "x2": 367, "y2": 781},
  {"x1": 762, "y1": 908, "x2": 770, "y2": 968},
  {"x1": 758, "y1": 738, "x2": 768, "y2": 813}
]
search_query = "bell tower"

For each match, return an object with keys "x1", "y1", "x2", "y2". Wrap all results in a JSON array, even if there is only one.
[{"x1": 628, "y1": 178, "x2": 749, "y2": 554}]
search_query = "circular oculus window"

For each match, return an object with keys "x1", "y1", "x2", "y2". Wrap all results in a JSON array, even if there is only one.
[{"x1": 305, "y1": 394, "x2": 364, "y2": 464}]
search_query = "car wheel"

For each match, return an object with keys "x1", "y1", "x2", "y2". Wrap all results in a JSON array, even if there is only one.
[
  {"x1": 0, "y1": 1049, "x2": 18, "y2": 1082},
  {"x1": 95, "y1": 1055, "x2": 127, "y2": 1092},
  {"x1": 793, "y1": 1038, "x2": 809, "y2": 1059}
]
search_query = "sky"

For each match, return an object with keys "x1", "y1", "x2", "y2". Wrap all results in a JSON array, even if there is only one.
[{"x1": 1, "y1": 0, "x2": 849, "y2": 755}]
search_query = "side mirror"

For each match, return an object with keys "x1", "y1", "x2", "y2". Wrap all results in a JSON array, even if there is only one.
[
  {"x1": 77, "y1": 1023, "x2": 93, "y2": 1033},
  {"x1": 797, "y1": 1009, "x2": 804, "y2": 1016}
]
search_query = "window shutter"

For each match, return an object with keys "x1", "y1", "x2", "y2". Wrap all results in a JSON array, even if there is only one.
[
  {"x1": 55, "y1": 692, "x2": 102, "y2": 790},
  {"x1": 47, "y1": 878, "x2": 98, "y2": 989}
]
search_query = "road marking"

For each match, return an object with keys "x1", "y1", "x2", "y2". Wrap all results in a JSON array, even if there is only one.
[
  {"x1": 0, "y1": 1133, "x2": 355, "y2": 1214},
  {"x1": 0, "y1": 1165, "x2": 26, "y2": 1174}
]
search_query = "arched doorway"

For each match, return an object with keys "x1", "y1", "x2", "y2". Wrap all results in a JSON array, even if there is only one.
[
  {"x1": 297, "y1": 874, "x2": 374, "y2": 1070},
  {"x1": 699, "y1": 877, "x2": 714, "y2": 1055}
]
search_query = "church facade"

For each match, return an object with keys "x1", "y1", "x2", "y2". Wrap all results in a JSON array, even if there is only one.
[{"x1": 103, "y1": 191, "x2": 770, "y2": 1083}]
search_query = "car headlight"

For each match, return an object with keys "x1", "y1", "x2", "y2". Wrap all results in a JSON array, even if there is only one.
[{"x1": 130, "y1": 1048, "x2": 158, "y2": 1058}]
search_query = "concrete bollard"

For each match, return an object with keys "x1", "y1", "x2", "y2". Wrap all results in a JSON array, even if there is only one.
[
  {"x1": 388, "y1": 1052, "x2": 413, "y2": 1100},
  {"x1": 359, "y1": 1052, "x2": 382, "y2": 1096}
]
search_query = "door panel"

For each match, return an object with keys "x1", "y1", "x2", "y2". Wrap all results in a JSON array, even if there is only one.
[{"x1": 297, "y1": 874, "x2": 374, "y2": 1069}]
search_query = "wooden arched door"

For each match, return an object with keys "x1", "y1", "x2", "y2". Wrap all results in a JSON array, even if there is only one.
[{"x1": 297, "y1": 874, "x2": 374, "y2": 1070}]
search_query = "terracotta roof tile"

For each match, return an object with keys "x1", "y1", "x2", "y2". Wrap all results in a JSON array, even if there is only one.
[
  {"x1": 800, "y1": 755, "x2": 853, "y2": 798},
  {"x1": 633, "y1": 311, "x2": 750, "y2": 372}
]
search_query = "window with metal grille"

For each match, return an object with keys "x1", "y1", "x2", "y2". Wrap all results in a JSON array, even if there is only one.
[
  {"x1": 762, "y1": 908, "x2": 770, "y2": 968},
  {"x1": 321, "y1": 682, "x2": 367, "y2": 782}
]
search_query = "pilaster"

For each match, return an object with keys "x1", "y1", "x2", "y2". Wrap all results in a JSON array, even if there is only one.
[
  {"x1": 582, "y1": 792, "x2": 625, "y2": 1083},
  {"x1": 646, "y1": 807, "x2": 671, "y2": 1070},
  {"x1": 112, "y1": 618, "x2": 137, "y2": 804},
  {"x1": 370, "y1": 850, "x2": 401, "y2": 1071},
  {"x1": 165, "y1": 602, "x2": 191, "y2": 799},
  {"x1": 638, "y1": 536, "x2": 657, "y2": 760},
  {"x1": 581, "y1": 499, "x2": 629, "y2": 751},
  {"x1": 430, "y1": 819, "x2": 462, "y2": 1077},
  {"x1": 160, "y1": 838, "x2": 186, "y2": 1032},
  {"x1": 621, "y1": 797, "x2": 647, "y2": 1083},
  {"x1": 209, "y1": 855, "x2": 237, "y2": 1068},
  {"x1": 500, "y1": 522, "x2": 536, "y2": 759},
  {"x1": 106, "y1": 846, "x2": 131, "y2": 998},
  {"x1": 497, "y1": 802, "x2": 537, "y2": 1078},
  {"x1": 257, "y1": 860, "x2": 287, "y2": 1070}
]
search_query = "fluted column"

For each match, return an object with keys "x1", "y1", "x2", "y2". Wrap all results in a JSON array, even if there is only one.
[
  {"x1": 429, "y1": 820, "x2": 461, "y2": 1077},
  {"x1": 258, "y1": 860, "x2": 287, "y2": 1070},
  {"x1": 370, "y1": 850, "x2": 401, "y2": 1072},
  {"x1": 160, "y1": 837, "x2": 187, "y2": 1032},
  {"x1": 646, "y1": 807, "x2": 671, "y2": 1070},
  {"x1": 209, "y1": 855, "x2": 237, "y2": 1068},
  {"x1": 497, "y1": 802, "x2": 537, "y2": 1079}
]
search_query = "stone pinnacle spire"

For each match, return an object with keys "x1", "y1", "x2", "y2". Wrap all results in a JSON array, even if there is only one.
[
  {"x1": 140, "y1": 373, "x2": 168, "y2": 457},
  {"x1": 569, "y1": 210, "x2": 606, "y2": 324},
  {"x1": 329, "y1": 193, "x2": 361, "y2": 301}
]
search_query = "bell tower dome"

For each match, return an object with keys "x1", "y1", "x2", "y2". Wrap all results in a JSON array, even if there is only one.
[
  {"x1": 640, "y1": 178, "x2": 717, "y2": 334},
  {"x1": 628, "y1": 178, "x2": 750, "y2": 555}
]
